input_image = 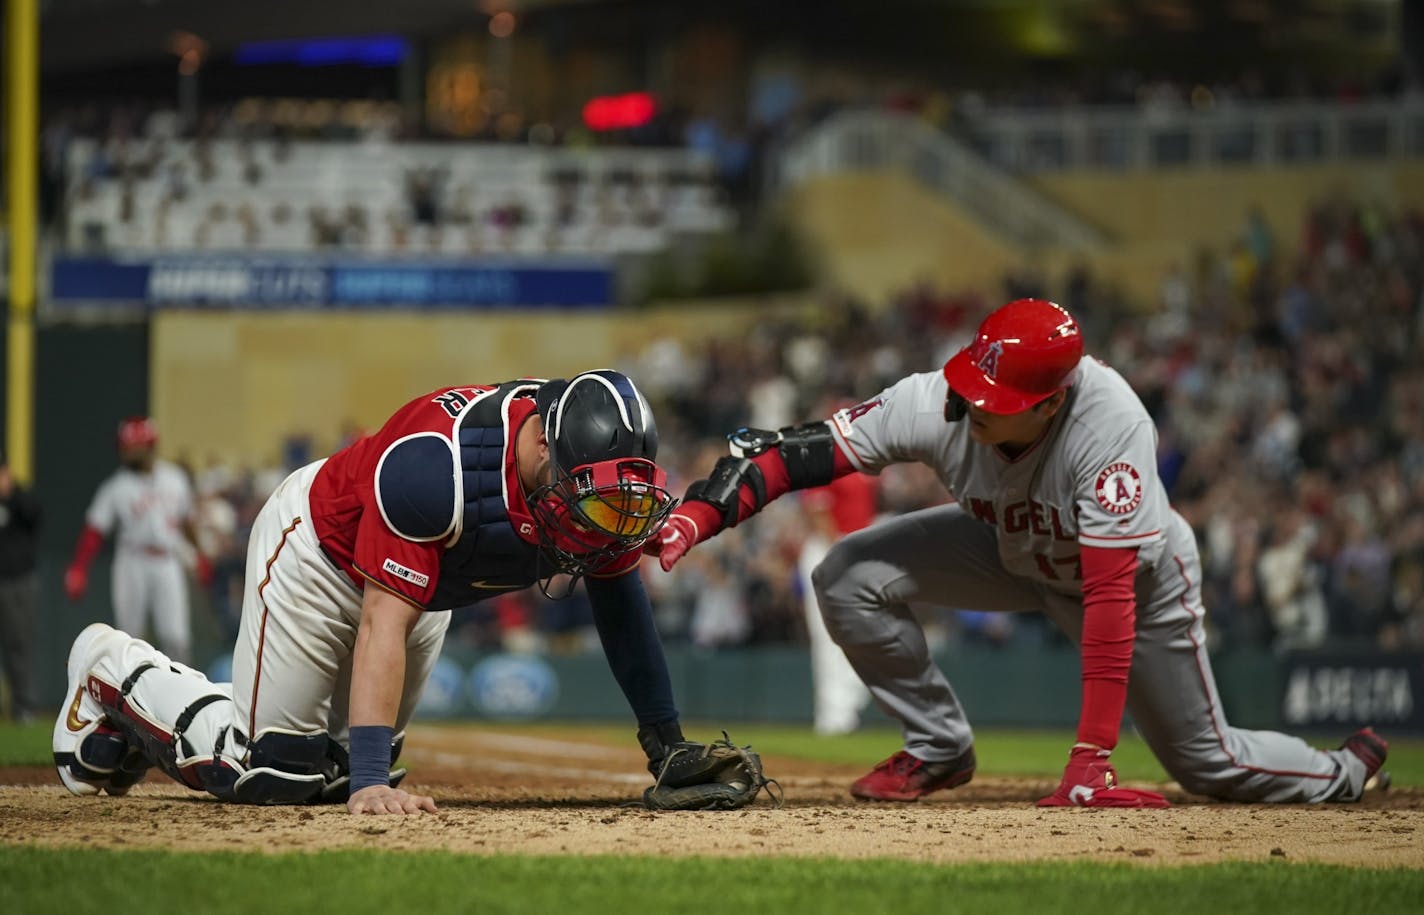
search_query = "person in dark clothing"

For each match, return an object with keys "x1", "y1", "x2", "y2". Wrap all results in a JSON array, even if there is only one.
[{"x1": 0, "y1": 453, "x2": 41, "y2": 723}]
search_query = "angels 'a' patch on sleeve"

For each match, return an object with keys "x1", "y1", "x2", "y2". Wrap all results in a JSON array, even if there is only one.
[
  {"x1": 376, "y1": 433, "x2": 461, "y2": 541},
  {"x1": 1094, "y1": 462, "x2": 1143, "y2": 516}
]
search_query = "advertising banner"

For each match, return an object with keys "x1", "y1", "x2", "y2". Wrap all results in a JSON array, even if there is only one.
[
  {"x1": 50, "y1": 255, "x2": 614, "y2": 308},
  {"x1": 1280, "y1": 651, "x2": 1424, "y2": 732}
]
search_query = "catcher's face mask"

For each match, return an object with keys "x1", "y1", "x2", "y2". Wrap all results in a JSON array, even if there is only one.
[{"x1": 527, "y1": 456, "x2": 675, "y2": 578}]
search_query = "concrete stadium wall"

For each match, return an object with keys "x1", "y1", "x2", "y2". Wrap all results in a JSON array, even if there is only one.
[
  {"x1": 785, "y1": 172, "x2": 1028, "y2": 306},
  {"x1": 1033, "y1": 162, "x2": 1424, "y2": 251},
  {"x1": 149, "y1": 297, "x2": 814, "y2": 469},
  {"x1": 1035, "y1": 161, "x2": 1424, "y2": 307},
  {"x1": 786, "y1": 162, "x2": 1424, "y2": 309}
]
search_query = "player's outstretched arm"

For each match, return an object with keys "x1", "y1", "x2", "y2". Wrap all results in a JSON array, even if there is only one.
[
  {"x1": 347, "y1": 585, "x2": 438, "y2": 815},
  {"x1": 646, "y1": 422, "x2": 856, "y2": 571}
]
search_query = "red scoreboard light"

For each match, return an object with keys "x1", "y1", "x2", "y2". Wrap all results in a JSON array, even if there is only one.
[{"x1": 582, "y1": 92, "x2": 657, "y2": 131}]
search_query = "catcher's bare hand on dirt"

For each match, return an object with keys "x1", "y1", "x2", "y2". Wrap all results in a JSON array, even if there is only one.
[
  {"x1": 348, "y1": 784, "x2": 438, "y2": 815},
  {"x1": 1038, "y1": 745, "x2": 1169, "y2": 808}
]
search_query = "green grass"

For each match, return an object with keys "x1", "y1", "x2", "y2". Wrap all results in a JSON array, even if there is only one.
[
  {"x1": 0, "y1": 719, "x2": 50, "y2": 766},
  {"x1": 1, "y1": 848, "x2": 1421, "y2": 915}
]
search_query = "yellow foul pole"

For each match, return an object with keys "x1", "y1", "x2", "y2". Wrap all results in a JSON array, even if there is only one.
[{"x1": 5, "y1": 0, "x2": 38, "y2": 483}]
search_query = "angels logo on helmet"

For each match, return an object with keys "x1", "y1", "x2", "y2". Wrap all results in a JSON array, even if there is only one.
[{"x1": 974, "y1": 340, "x2": 1004, "y2": 379}]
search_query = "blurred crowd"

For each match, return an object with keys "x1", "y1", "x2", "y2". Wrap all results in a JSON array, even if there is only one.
[
  {"x1": 172, "y1": 195, "x2": 1424, "y2": 660},
  {"x1": 1129, "y1": 197, "x2": 1424, "y2": 655}
]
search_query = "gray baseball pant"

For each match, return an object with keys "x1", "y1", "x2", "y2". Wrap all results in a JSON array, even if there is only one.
[{"x1": 811, "y1": 505, "x2": 1370, "y2": 803}]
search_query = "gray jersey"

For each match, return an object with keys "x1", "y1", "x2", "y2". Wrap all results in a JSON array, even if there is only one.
[{"x1": 828, "y1": 357, "x2": 1186, "y2": 596}]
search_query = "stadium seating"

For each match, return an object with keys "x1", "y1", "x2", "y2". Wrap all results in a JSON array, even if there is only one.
[{"x1": 64, "y1": 137, "x2": 734, "y2": 256}]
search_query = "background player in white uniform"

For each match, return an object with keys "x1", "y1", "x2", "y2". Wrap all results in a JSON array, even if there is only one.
[
  {"x1": 649, "y1": 299, "x2": 1388, "y2": 806},
  {"x1": 799, "y1": 467, "x2": 876, "y2": 735},
  {"x1": 53, "y1": 372, "x2": 741, "y2": 817},
  {"x1": 64, "y1": 417, "x2": 210, "y2": 664}
]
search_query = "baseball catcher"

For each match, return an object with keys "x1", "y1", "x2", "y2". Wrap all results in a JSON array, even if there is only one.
[
  {"x1": 53, "y1": 371, "x2": 731, "y2": 817},
  {"x1": 637, "y1": 726, "x2": 781, "y2": 810}
]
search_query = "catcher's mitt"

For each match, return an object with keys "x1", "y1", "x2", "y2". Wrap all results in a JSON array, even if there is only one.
[{"x1": 641, "y1": 732, "x2": 782, "y2": 811}]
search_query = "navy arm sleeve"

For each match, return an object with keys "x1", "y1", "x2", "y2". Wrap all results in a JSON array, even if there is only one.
[{"x1": 584, "y1": 570, "x2": 679, "y2": 728}]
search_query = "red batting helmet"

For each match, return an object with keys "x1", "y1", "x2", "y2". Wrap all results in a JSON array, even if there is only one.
[
  {"x1": 942, "y1": 299, "x2": 1083, "y2": 415},
  {"x1": 116, "y1": 416, "x2": 158, "y2": 449}
]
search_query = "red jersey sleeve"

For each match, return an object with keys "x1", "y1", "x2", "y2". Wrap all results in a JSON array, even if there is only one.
[{"x1": 350, "y1": 503, "x2": 442, "y2": 609}]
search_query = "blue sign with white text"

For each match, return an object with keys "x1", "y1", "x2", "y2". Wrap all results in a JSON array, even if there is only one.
[
  {"x1": 1280, "y1": 651, "x2": 1424, "y2": 732},
  {"x1": 50, "y1": 255, "x2": 614, "y2": 308}
]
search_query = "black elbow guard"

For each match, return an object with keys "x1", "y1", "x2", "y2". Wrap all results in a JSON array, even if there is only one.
[
  {"x1": 685, "y1": 455, "x2": 766, "y2": 530},
  {"x1": 777, "y1": 421, "x2": 837, "y2": 489}
]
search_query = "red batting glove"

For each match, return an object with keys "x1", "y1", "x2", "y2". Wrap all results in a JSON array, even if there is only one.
[
  {"x1": 643, "y1": 501, "x2": 724, "y2": 572},
  {"x1": 643, "y1": 513, "x2": 700, "y2": 572},
  {"x1": 1038, "y1": 745, "x2": 1170, "y2": 808},
  {"x1": 195, "y1": 553, "x2": 215, "y2": 588},
  {"x1": 64, "y1": 563, "x2": 89, "y2": 601}
]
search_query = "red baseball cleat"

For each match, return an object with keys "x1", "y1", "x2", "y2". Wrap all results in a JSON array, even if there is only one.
[
  {"x1": 850, "y1": 747, "x2": 976, "y2": 801},
  {"x1": 1341, "y1": 728, "x2": 1390, "y2": 792}
]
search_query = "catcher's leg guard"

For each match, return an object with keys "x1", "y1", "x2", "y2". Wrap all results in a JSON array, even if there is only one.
[
  {"x1": 228, "y1": 729, "x2": 329, "y2": 805},
  {"x1": 86, "y1": 662, "x2": 243, "y2": 798},
  {"x1": 66, "y1": 625, "x2": 247, "y2": 798},
  {"x1": 57, "y1": 719, "x2": 153, "y2": 797}
]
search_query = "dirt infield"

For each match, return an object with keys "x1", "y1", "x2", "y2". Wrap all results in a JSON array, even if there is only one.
[{"x1": 4, "y1": 724, "x2": 1420, "y2": 868}]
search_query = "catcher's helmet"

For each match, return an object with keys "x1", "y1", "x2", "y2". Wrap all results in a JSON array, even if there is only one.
[
  {"x1": 116, "y1": 416, "x2": 158, "y2": 449},
  {"x1": 529, "y1": 370, "x2": 675, "y2": 577},
  {"x1": 942, "y1": 299, "x2": 1083, "y2": 415}
]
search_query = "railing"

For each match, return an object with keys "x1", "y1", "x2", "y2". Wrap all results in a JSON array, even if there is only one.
[
  {"x1": 959, "y1": 96, "x2": 1424, "y2": 172},
  {"x1": 776, "y1": 109, "x2": 1108, "y2": 250}
]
